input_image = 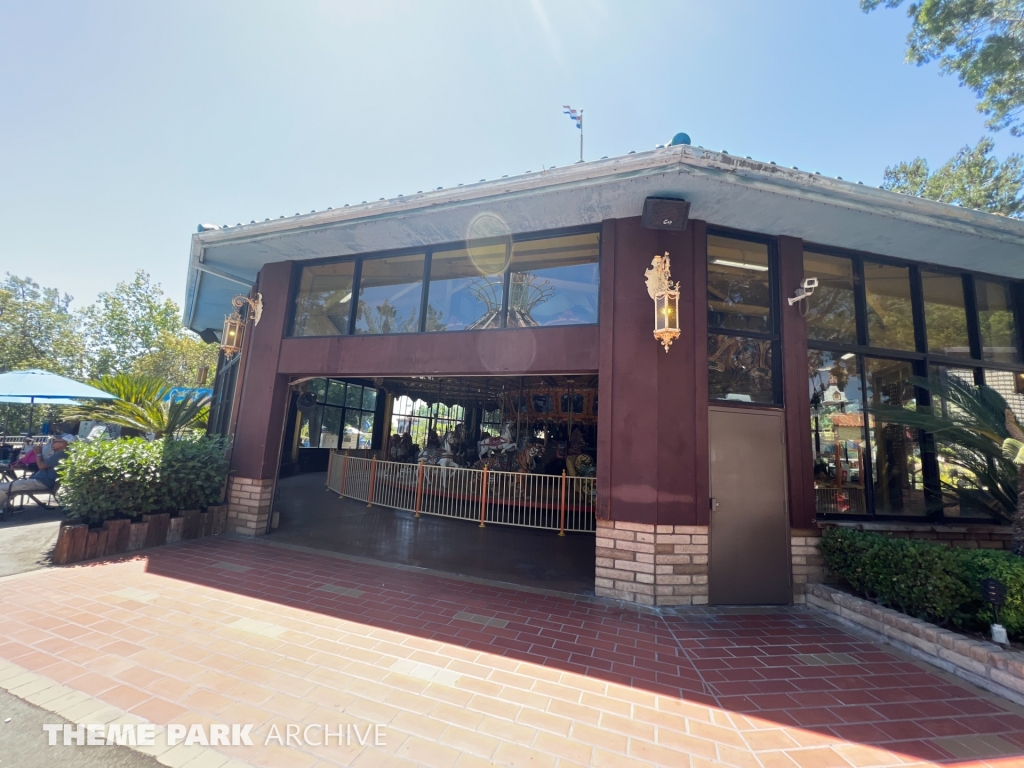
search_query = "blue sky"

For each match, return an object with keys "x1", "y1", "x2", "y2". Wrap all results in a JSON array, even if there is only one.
[{"x1": 1, "y1": 0, "x2": 1020, "y2": 311}]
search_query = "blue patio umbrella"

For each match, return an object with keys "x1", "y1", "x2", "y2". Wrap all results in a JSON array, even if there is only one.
[{"x1": 0, "y1": 369, "x2": 116, "y2": 434}]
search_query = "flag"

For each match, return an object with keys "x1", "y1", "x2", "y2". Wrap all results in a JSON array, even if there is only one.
[{"x1": 562, "y1": 105, "x2": 582, "y2": 129}]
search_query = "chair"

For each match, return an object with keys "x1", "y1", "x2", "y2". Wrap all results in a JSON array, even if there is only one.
[{"x1": 1, "y1": 481, "x2": 62, "y2": 521}]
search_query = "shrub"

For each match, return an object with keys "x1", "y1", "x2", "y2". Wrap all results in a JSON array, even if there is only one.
[
  {"x1": 820, "y1": 527, "x2": 1024, "y2": 640},
  {"x1": 58, "y1": 436, "x2": 229, "y2": 524}
]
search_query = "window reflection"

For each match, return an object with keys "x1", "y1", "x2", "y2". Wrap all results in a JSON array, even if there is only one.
[
  {"x1": 804, "y1": 252, "x2": 857, "y2": 344},
  {"x1": 425, "y1": 244, "x2": 507, "y2": 331},
  {"x1": 507, "y1": 233, "x2": 600, "y2": 327},
  {"x1": 292, "y1": 262, "x2": 355, "y2": 336},
  {"x1": 976, "y1": 280, "x2": 1020, "y2": 363},
  {"x1": 922, "y1": 271, "x2": 970, "y2": 357},
  {"x1": 808, "y1": 350, "x2": 867, "y2": 514},
  {"x1": 708, "y1": 334, "x2": 774, "y2": 403},
  {"x1": 929, "y1": 366, "x2": 992, "y2": 519},
  {"x1": 864, "y1": 358, "x2": 926, "y2": 515},
  {"x1": 864, "y1": 263, "x2": 915, "y2": 351},
  {"x1": 707, "y1": 237, "x2": 771, "y2": 333},
  {"x1": 354, "y1": 254, "x2": 425, "y2": 335}
]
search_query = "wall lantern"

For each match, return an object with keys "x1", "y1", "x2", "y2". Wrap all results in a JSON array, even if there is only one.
[
  {"x1": 644, "y1": 252, "x2": 681, "y2": 352},
  {"x1": 220, "y1": 293, "x2": 263, "y2": 358}
]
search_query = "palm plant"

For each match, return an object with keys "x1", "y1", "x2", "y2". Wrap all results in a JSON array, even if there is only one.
[
  {"x1": 68, "y1": 373, "x2": 210, "y2": 439},
  {"x1": 869, "y1": 373, "x2": 1023, "y2": 553}
]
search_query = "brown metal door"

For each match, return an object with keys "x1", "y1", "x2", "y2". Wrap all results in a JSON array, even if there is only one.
[{"x1": 708, "y1": 407, "x2": 790, "y2": 605}]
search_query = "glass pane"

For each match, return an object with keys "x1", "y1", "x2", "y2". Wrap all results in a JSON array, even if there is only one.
[
  {"x1": 507, "y1": 233, "x2": 600, "y2": 327},
  {"x1": 976, "y1": 280, "x2": 1020, "y2": 363},
  {"x1": 319, "y1": 406, "x2": 341, "y2": 449},
  {"x1": 708, "y1": 334, "x2": 775, "y2": 403},
  {"x1": 341, "y1": 410, "x2": 361, "y2": 449},
  {"x1": 426, "y1": 244, "x2": 507, "y2": 331},
  {"x1": 354, "y1": 254, "x2": 425, "y2": 334},
  {"x1": 308, "y1": 379, "x2": 327, "y2": 403},
  {"x1": 357, "y1": 414, "x2": 375, "y2": 450},
  {"x1": 325, "y1": 380, "x2": 346, "y2": 406},
  {"x1": 362, "y1": 387, "x2": 377, "y2": 411},
  {"x1": 291, "y1": 262, "x2": 355, "y2": 336},
  {"x1": 808, "y1": 350, "x2": 867, "y2": 515},
  {"x1": 930, "y1": 366, "x2": 993, "y2": 519},
  {"x1": 864, "y1": 357, "x2": 925, "y2": 515},
  {"x1": 707, "y1": 236, "x2": 771, "y2": 333},
  {"x1": 983, "y1": 368, "x2": 1024, "y2": 423},
  {"x1": 922, "y1": 271, "x2": 970, "y2": 357},
  {"x1": 864, "y1": 263, "x2": 915, "y2": 351},
  {"x1": 346, "y1": 384, "x2": 363, "y2": 409},
  {"x1": 803, "y1": 252, "x2": 857, "y2": 344}
]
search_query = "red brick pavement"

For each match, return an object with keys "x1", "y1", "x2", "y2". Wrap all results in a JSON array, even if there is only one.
[{"x1": 0, "y1": 536, "x2": 1023, "y2": 767}]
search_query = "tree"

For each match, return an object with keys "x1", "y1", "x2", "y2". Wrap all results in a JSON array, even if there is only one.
[
  {"x1": 67, "y1": 373, "x2": 210, "y2": 439},
  {"x1": 80, "y1": 270, "x2": 183, "y2": 378},
  {"x1": 863, "y1": 0, "x2": 1024, "y2": 135},
  {"x1": 131, "y1": 330, "x2": 218, "y2": 389},
  {"x1": 0, "y1": 274, "x2": 85, "y2": 376},
  {"x1": 881, "y1": 137, "x2": 1024, "y2": 216}
]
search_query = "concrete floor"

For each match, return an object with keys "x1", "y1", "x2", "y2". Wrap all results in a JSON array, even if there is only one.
[
  {"x1": 271, "y1": 472, "x2": 597, "y2": 595},
  {"x1": 0, "y1": 504, "x2": 61, "y2": 578}
]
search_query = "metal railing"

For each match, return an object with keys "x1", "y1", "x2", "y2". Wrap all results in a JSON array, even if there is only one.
[
  {"x1": 326, "y1": 453, "x2": 597, "y2": 533},
  {"x1": 815, "y1": 486, "x2": 867, "y2": 515}
]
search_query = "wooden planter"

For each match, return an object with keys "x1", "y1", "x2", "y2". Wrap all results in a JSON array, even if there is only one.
[
  {"x1": 166, "y1": 516, "x2": 183, "y2": 544},
  {"x1": 142, "y1": 513, "x2": 170, "y2": 547},
  {"x1": 180, "y1": 509, "x2": 201, "y2": 540}
]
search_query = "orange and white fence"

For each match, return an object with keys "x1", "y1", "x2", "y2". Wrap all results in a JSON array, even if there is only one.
[{"x1": 326, "y1": 453, "x2": 597, "y2": 533}]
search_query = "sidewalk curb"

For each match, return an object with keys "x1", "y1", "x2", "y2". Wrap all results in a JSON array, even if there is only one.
[{"x1": 0, "y1": 657, "x2": 252, "y2": 768}]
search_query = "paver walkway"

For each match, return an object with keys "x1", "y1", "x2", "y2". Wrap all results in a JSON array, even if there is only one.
[{"x1": 0, "y1": 537, "x2": 1023, "y2": 767}]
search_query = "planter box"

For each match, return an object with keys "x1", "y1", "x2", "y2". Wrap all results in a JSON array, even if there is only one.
[
  {"x1": 199, "y1": 511, "x2": 212, "y2": 537},
  {"x1": 207, "y1": 505, "x2": 227, "y2": 534},
  {"x1": 84, "y1": 529, "x2": 108, "y2": 560},
  {"x1": 126, "y1": 522, "x2": 149, "y2": 552},
  {"x1": 807, "y1": 583, "x2": 1024, "y2": 707},
  {"x1": 53, "y1": 523, "x2": 88, "y2": 565},
  {"x1": 166, "y1": 516, "x2": 183, "y2": 544},
  {"x1": 102, "y1": 519, "x2": 131, "y2": 555},
  {"x1": 142, "y1": 513, "x2": 170, "y2": 547},
  {"x1": 180, "y1": 509, "x2": 201, "y2": 540}
]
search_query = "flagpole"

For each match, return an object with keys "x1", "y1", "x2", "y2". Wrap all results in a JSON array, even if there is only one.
[{"x1": 579, "y1": 110, "x2": 584, "y2": 163}]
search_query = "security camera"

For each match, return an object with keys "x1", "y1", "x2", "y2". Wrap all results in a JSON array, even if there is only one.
[{"x1": 788, "y1": 277, "x2": 819, "y2": 306}]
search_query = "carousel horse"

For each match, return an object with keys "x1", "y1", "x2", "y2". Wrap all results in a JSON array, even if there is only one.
[
  {"x1": 421, "y1": 431, "x2": 462, "y2": 489},
  {"x1": 477, "y1": 420, "x2": 516, "y2": 459}
]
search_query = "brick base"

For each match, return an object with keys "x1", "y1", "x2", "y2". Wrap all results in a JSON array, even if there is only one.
[
  {"x1": 594, "y1": 521, "x2": 709, "y2": 606},
  {"x1": 792, "y1": 528, "x2": 827, "y2": 604},
  {"x1": 226, "y1": 477, "x2": 274, "y2": 537}
]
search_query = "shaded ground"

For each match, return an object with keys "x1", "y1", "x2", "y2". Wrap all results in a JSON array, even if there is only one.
[
  {"x1": 0, "y1": 685, "x2": 161, "y2": 768},
  {"x1": 272, "y1": 471, "x2": 596, "y2": 595},
  {"x1": 0, "y1": 537, "x2": 1021, "y2": 766},
  {"x1": 0, "y1": 503, "x2": 61, "y2": 577}
]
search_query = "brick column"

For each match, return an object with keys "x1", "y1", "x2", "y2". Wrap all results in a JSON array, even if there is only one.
[
  {"x1": 226, "y1": 478, "x2": 275, "y2": 537},
  {"x1": 791, "y1": 528, "x2": 826, "y2": 603},
  {"x1": 595, "y1": 520, "x2": 709, "y2": 606}
]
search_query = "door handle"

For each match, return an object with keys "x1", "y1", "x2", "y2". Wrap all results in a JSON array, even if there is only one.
[{"x1": 710, "y1": 498, "x2": 720, "y2": 511}]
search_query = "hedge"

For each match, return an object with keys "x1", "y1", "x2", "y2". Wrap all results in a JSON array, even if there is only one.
[
  {"x1": 819, "y1": 527, "x2": 1024, "y2": 640},
  {"x1": 57, "y1": 436, "x2": 229, "y2": 524}
]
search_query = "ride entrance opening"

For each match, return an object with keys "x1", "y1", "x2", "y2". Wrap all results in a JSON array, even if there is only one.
[{"x1": 328, "y1": 374, "x2": 597, "y2": 534}]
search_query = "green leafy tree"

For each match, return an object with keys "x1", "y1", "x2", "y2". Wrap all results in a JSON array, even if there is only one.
[
  {"x1": 863, "y1": 0, "x2": 1024, "y2": 135},
  {"x1": 131, "y1": 330, "x2": 218, "y2": 388},
  {"x1": 80, "y1": 270, "x2": 183, "y2": 377},
  {"x1": 67, "y1": 373, "x2": 210, "y2": 438},
  {"x1": 0, "y1": 274, "x2": 85, "y2": 375},
  {"x1": 882, "y1": 137, "x2": 1024, "y2": 216}
]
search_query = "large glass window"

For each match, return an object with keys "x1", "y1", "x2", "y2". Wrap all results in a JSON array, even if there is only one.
[
  {"x1": 426, "y1": 244, "x2": 507, "y2": 331},
  {"x1": 708, "y1": 334, "x2": 775, "y2": 404},
  {"x1": 301, "y1": 379, "x2": 376, "y2": 450},
  {"x1": 864, "y1": 358, "x2": 926, "y2": 516},
  {"x1": 864, "y1": 262, "x2": 915, "y2": 351},
  {"x1": 355, "y1": 254, "x2": 425, "y2": 335},
  {"x1": 390, "y1": 396, "x2": 465, "y2": 449},
  {"x1": 292, "y1": 262, "x2": 355, "y2": 336},
  {"x1": 707, "y1": 236, "x2": 772, "y2": 333},
  {"x1": 804, "y1": 252, "x2": 857, "y2": 345},
  {"x1": 808, "y1": 350, "x2": 867, "y2": 514},
  {"x1": 507, "y1": 233, "x2": 600, "y2": 327},
  {"x1": 976, "y1": 279, "x2": 1020, "y2": 364},
  {"x1": 922, "y1": 271, "x2": 970, "y2": 357}
]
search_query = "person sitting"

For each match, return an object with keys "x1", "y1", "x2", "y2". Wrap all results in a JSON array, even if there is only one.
[{"x1": 0, "y1": 437, "x2": 68, "y2": 512}]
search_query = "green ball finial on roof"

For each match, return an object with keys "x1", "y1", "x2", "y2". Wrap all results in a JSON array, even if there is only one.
[{"x1": 669, "y1": 132, "x2": 691, "y2": 146}]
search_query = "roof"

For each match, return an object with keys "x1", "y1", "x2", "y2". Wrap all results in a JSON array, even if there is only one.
[{"x1": 184, "y1": 144, "x2": 1024, "y2": 335}]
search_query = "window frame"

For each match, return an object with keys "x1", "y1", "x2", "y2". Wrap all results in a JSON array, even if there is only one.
[
  {"x1": 286, "y1": 225, "x2": 602, "y2": 338},
  {"x1": 803, "y1": 241, "x2": 1024, "y2": 523}
]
